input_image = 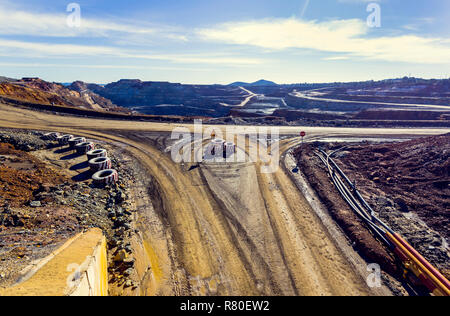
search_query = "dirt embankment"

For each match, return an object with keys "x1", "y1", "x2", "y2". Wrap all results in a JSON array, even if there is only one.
[
  {"x1": 0, "y1": 79, "x2": 123, "y2": 112},
  {"x1": 334, "y1": 134, "x2": 450, "y2": 278},
  {"x1": 0, "y1": 131, "x2": 138, "y2": 292},
  {"x1": 295, "y1": 134, "x2": 450, "y2": 285},
  {"x1": 294, "y1": 145, "x2": 399, "y2": 277},
  {"x1": 0, "y1": 138, "x2": 78, "y2": 286},
  {"x1": 336, "y1": 134, "x2": 449, "y2": 239},
  {"x1": 0, "y1": 143, "x2": 67, "y2": 206}
]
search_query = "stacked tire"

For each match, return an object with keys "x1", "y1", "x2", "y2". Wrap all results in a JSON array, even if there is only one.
[
  {"x1": 89, "y1": 157, "x2": 112, "y2": 172},
  {"x1": 92, "y1": 169, "x2": 119, "y2": 185},
  {"x1": 75, "y1": 142, "x2": 95, "y2": 154},
  {"x1": 58, "y1": 134, "x2": 73, "y2": 146},
  {"x1": 43, "y1": 132, "x2": 59, "y2": 141},
  {"x1": 40, "y1": 132, "x2": 120, "y2": 186},
  {"x1": 69, "y1": 137, "x2": 86, "y2": 148},
  {"x1": 87, "y1": 149, "x2": 107, "y2": 161}
]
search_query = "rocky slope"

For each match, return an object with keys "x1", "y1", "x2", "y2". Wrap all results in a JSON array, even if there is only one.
[
  {"x1": 0, "y1": 130, "x2": 137, "y2": 290},
  {"x1": 336, "y1": 134, "x2": 450, "y2": 240},
  {"x1": 0, "y1": 78, "x2": 125, "y2": 112},
  {"x1": 294, "y1": 135, "x2": 450, "y2": 289}
]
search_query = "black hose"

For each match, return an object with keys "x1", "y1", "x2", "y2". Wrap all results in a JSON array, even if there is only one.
[{"x1": 315, "y1": 150, "x2": 395, "y2": 249}]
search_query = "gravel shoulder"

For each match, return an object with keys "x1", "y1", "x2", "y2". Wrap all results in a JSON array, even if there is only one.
[{"x1": 0, "y1": 130, "x2": 138, "y2": 293}]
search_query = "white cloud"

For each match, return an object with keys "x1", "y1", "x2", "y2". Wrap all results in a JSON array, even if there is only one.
[
  {"x1": 0, "y1": 62, "x2": 213, "y2": 72},
  {"x1": 0, "y1": 39, "x2": 263, "y2": 66},
  {"x1": 130, "y1": 53, "x2": 263, "y2": 65},
  {"x1": 0, "y1": 4, "x2": 181, "y2": 40},
  {"x1": 0, "y1": 39, "x2": 117, "y2": 56},
  {"x1": 198, "y1": 18, "x2": 366, "y2": 51},
  {"x1": 323, "y1": 56, "x2": 350, "y2": 60},
  {"x1": 197, "y1": 18, "x2": 450, "y2": 64},
  {"x1": 1, "y1": 4, "x2": 447, "y2": 69}
]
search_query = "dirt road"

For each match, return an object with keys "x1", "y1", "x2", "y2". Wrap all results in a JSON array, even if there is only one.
[
  {"x1": 1, "y1": 102, "x2": 448, "y2": 296},
  {"x1": 290, "y1": 89, "x2": 450, "y2": 110}
]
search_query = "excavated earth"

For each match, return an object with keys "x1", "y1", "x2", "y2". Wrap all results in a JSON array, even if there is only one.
[
  {"x1": 0, "y1": 131, "x2": 137, "y2": 291},
  {"x1": 1, "y1": 101, "x2": 449, "y2": 296},
  {"x1": 336, "y1": 134, "x2": 449, "y2": 239},
  {"x1": 294, "y1": 134, "x2": 450, "y2": 288},
  {"x1": 334, "y1": 134, "x2": 450, "y2": 278}
]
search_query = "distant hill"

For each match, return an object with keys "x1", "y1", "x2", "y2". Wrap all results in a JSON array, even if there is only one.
[
  {"x1": 229, "y1": 79, "x2": 278, "y2": 87},
  {"x1": 0, "y1": 76, "x2": 16, "y2": 83}
]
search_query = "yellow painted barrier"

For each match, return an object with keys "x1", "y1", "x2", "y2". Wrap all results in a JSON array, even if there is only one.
[{"x1": 0, "y1": 228, "x2": 108, "y2": 296}]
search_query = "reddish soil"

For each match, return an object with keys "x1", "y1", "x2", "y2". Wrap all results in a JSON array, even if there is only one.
[
  {"x1": 295, "y1": 134, "x2": 450, "y2": 286},
  {"x1": 0, "y1": 143, "x2": 68, "y2": 207},
  {"x1": 0, "y1": 142, "x2": 81, "y2": 286},
  {"x1": 336, "y1": 134, "x2": 450, "y2": 240},
  {"x1": 294, "y1": 145, "x2": 399, "y2": 277}
]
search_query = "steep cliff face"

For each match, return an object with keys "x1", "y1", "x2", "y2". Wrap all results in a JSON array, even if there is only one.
[
  {"x1": 0, "y1": 78, "x2": 125, "y2": 112},
  {"x1": 0, "y1": 82, "x2": 68, "y2": 105},
  {"x1": 68, "y1": 81, "x2": 119, "y2": 111}
]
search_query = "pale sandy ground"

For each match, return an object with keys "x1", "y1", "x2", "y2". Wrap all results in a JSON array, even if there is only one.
[
  {"x1": 1, "y1": 102, "x2": 449, "y2": 296},
  {"x1": 290, "y1": 89, "x2": 450, "y2": 110},
  {"x1": 0, "y1": 228, "x2": 104, "y2": 296}
]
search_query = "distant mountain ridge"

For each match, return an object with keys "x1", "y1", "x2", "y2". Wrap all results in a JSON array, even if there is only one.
[
  {"x1": 229, "y1": 79, "x2": 278, "y2": 87},
  {"x1": 0, "y1": 76, "x2": 17, "y2": 83}
]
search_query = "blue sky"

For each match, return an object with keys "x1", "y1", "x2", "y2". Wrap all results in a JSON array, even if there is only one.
[{"x1": 0, "y1": 0, "x2": 449, "y2": 84}]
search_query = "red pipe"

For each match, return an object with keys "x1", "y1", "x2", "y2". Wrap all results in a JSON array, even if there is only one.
[{"x1": 393, "y1": 233, "x2": 450, "y2": 291}]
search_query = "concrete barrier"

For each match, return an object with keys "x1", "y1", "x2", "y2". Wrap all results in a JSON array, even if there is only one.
[
  {"x1": 68, "y1": 232, "x2": 108, "y2": 296},
  {"x1": 0, "y1": 228, "x2": 108, "y2": 296}
]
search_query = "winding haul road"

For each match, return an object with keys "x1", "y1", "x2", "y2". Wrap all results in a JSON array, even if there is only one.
[
  {"x1": 1, "y1": 102, "x2": 448, "y2": 296},
  {"x1": 291, "y1": 89, "x2": 450, "y2": 111}
]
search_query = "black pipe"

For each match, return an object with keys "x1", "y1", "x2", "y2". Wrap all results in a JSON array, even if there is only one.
[{"x1": 315, "y1": 150, "x2": 395, "y2": 248}]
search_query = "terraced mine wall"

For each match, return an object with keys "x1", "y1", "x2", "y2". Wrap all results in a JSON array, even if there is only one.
[{"x1": 0, "y1": 95, "x2": 198, "y2": 123}]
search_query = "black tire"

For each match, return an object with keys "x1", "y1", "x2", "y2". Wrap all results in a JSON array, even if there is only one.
[
  {"x1": 68, "y1": 137, "x2": 86, "y2": 148},
  {"x1": 75, "y1": 142, "x2": 95, "y2": 154},
  {"x1": 92, "y1": 169, "x2": 118, "y2": 185},
  {"x1": 43, "y1": 132, "x2": 59, "y2": 141},
  {"x1": 87, "y1": 149, "x2": 107, "y2": 161},
  {"x1": 50, "y1": 132, "x2": 59, "y2": 141},
  {"x1": 89, "y1": 157, "x2": 112, "y2": 172},
  {"x1": 58, "y1": 134, "x2": 73, "y2": 145}
]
